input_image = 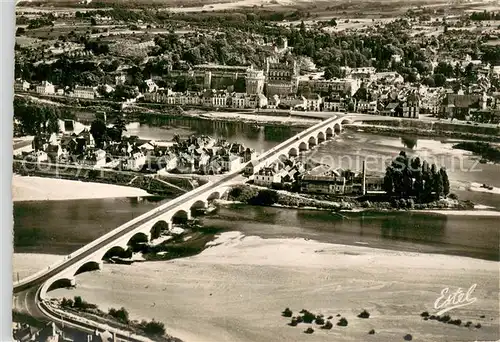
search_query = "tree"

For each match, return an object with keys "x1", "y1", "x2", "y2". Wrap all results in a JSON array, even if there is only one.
[
  {"x1": 90, "y1": 17, "x2": 97, "y2": 26},
  {"x1": 109, "y1": 115, "x2": 127, "y2": 142},
  {"x1": 440, "y1": 167, "x2": 450, "y2": 196},
  {"x1": 324, "y1": 65, "x2": 342, "y2": 80},
  {"x1": 433, "y1": 73, "x2": 446, "y2": 87},
  {"x1": 383, "y1": 167, "x2": 393, "y2": 195},
  {"x1": 74, "y1": 296, "x2": 83, "y2": 308},
  {"x1": 109, "y1": 307, "x2": 129, "y2": 323},
  {"x1": 251, "y1": 189, "x2": 279, "y2": 206},
  {"x1": 141, "y1": 320, "x2": 165, "y2": 336},
  {"x1": 433, "y1": 171, "x2": 444, "y2": 199},
  {"x1": 90, "y1": 119, "x2": 107, "y2": 148},
  {"x1": 422, "y1": 76, "x2": 435, "y2": 87},
  {"x1": 114, "y1": 85, "x2": 139, "y2": 101}
]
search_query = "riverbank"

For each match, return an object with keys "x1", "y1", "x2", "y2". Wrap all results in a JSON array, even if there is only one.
[
  {"x1": 34, "y1": 232, "x2": 499, "y2": 342},
  {"x1": 12, "y1": 160, "x2": 192, "y2": 198},
  {"x1": 228, "y1": 184, "x2": 479, "y2": 214},
  {"x1": 195, "y1": 111, "x2": 319, "y2": 126},
  {"x1": 351, "y1": 123, "x2": 500, "y2": 143},
  {"x1": 12, "y1": 175, "x2": 151, "y2": 202},
  {"x1": 452, "y1": 141, "x2": 500, "y2": 164}
]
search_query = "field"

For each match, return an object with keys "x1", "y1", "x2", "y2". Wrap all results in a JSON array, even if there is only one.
[{"x1": 19, "y1": 0, "x2": 498, "y2": 18}]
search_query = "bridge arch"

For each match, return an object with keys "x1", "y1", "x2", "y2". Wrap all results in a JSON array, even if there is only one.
[
  {"x1": 172, "y1": 209, "x2": 190, "y2": 224},
  {"x1": 308, "y1": 136, "x2": 317, "y2": 149},
  {"x1": 47, "y1": 277, "x2": 75, "y2": 292},
  {"x1": 190, "y1": 200, "x2": 208, "y2": 217},
  {"x1": 288, "y1": 148, "x2": 298, "y2": 157},
  {"x1": 317, "y1": 131, "x2": 325, "y2": 144},
  {"x1": 150, "y1": 220, "x2": 170, "y2": 240},
  {"x1": 206, "y1": 192, "x2": 221, "y2": 202},
  {"x1": 127, "y1": 232, "x2": 149, "y2": 247},
  {"x1": 278, "y1": 154, "x2": 288, "y2": 163},
  {"x1": 102, "y1": 246, "x2": 131, "y2": 260},
  {"x1": 341, "y1": 118, "x2": 353, "y2": 125},
  {"x1": 299, "y1": 141, "x2": 308, "y2": 152},
  {"x1": 334, "y1": 123, "x2": 341, "y2": 135},
  {"x1": 326, "y1": 127, "x2": 333, "y2": 139},
  {"x1": 74, "y1": 261, "x2": 101, "y2": 276}
]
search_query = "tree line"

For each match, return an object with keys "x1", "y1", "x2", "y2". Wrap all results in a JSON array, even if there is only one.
[
  {"x1": 13, "y1": 97, "x2": 63, "y2": 136},
  {"x1": 383, "y1": 151, "x2": 450, "y2": 202}
]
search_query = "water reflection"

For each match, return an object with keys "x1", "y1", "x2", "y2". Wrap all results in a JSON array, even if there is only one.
[
  {"x1": 379, "y1": 213, "x2": 446, "y2": 243},
  {"x1": 401, "y1": 136, "x2": 418, "y2": 149},
  {"x1": 135, "y1": 114, "x2": 300, "y2": 152},
  {"x1": 14, "y1": 196, "x2": 171, "y2": 255}
]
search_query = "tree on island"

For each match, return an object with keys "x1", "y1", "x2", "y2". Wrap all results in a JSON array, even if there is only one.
[{"x1": 383, "y1": 151, "x2": 450, "y2": 202}]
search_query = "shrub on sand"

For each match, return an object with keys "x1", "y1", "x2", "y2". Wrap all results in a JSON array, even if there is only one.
[
  {"x1": 282, "y1": 308, "x2": 293, "y2": 317},
  {"x1": 302, "y1": 311, "x2": 316, "y2": 324},
  {"x1": 321, "y1": 321, "x2": 333, "y2": 330},
  {"x1": 337, "y1": 317, "x2": 348, "y2": 327},
  {"x1": 315, "y1": 316, "x2": 325, "y2": 325},
  {"x1": 357, "y1": 310, "x2": 370, "y2": 319}
]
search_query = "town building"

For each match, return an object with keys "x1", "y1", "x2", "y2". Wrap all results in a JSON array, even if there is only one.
[
  {"x1": 401, "y1": 92, "x2": 421, "y2": 119},
  {"x1": 82, "y1": 149, "x2": 106, "y2": 167},
  {"x1": 323, "y1": 96, "x2": 346, "y2": 112},
  {"x1": 115, "y1": 75, "x2": 126, "y2": 86},
  {"x1": 143, "y1": 79, "x2": 159, "y2": 93},
  {"x1": 254, "y1": 166, "x2": 284, "y2": 186},
  {"x1": 246, "y1": 94, "x2": 268, "y2": 108},
  {"x1": 300, "y1": 174, "x2": 349, "y2": 194},
  {"x1": 297, "y1": 74, "x2": 361, "y2": 97},
  {"x1": 30, "y1": 150, "x2": 48, "y2": 163},
  {"x1": 245, "y1": 68, "x2": 265, "y2": 94},
  {"x1": 230, "y1": 93, "x2": 246, "y2": 109},
  {"x1": 440, "y1": 93, "x2": 487, "y2": 120},
  {"x1": 36, "y1": 81, "x2": 55, "y2": 95},
  {"x1": 72, "y1": 86, "x2": 96, "y2": 99},
  {"x1": 202, "y1": 90, "x2": 228, "y2": 107},
  {"x1": 221, "y1": 154, "x2": 241, "y2": 172},
  {"x1": 279, "y1": 95, "x2": 307, "y2": 110},
  {"x1": 304, "y1": 93, "x2": 322, "y2": 111},
  {"x1": 14, "y1": 79, "x2": 30, "y2": 92},
  {"x1": 265, "y1": 57, "x2": 299, "y2": 96},
  {"x1": 125, "y1": 151, "x2": 146, "y2": 171}
]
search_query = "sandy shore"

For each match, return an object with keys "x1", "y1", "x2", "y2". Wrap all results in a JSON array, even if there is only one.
[
  {"x1": 417, "y1": 209, "x2": 500, "y2": 216},
  {"x1": 195, "y1": 111, "x2": 320, "y2": 125},
  {"x1": 12, "y1": 253, "x2": 62, "y2": 282},
  {"x1": 12, "y1": 175, "x2": 151, "y2": 202},
  {"x1": 19, "y1": 232, "x2": 498, "y2": 342}
]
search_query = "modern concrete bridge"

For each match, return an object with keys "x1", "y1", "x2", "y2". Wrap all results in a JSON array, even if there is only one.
[{"x1": 12, "y1": 112, "x2": 396, "y2": 340}]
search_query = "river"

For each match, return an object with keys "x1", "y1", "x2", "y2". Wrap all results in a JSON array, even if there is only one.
[{"x1": 13, "y1": 117, "x2": 500, "y2": 261}]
